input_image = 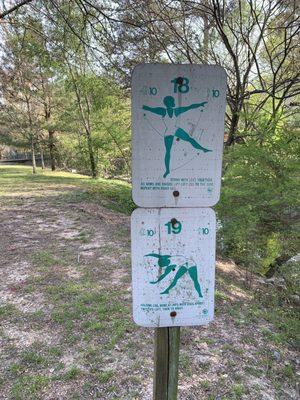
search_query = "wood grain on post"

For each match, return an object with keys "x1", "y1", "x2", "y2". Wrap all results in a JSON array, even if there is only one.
[
  {"x1": 153, "y1": 327, "x2": 181, "y2": 400},
  {"x1": 154, "y1": 328, "x2": 169, "y2": 400},
  {"x1": 168, "y1": 327, "x2": 180, "y2": 400}
]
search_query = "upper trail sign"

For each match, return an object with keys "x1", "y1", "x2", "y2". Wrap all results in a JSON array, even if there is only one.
[{"x1": 132, "y1": 64, "x2": 226, "y2": 208}]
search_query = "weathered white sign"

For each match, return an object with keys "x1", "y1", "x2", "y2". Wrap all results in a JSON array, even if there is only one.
[
  {"x1": 131, "y1": 207, "x2": 216, "y2": 327},
  {"x1": 132, "y1": 64, "x2": 226, "y2": 208}
]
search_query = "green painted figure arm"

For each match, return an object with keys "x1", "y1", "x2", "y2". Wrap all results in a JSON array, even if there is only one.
[
  {"x1": 175, "y1": 101, "x2": 207, "y2": 117},
  {"x1": 145, "y1": 253, "x2": 171, "y2": 268},
  {"x1": 142, "y1": 105, "x2": 166, "y2": 117}
]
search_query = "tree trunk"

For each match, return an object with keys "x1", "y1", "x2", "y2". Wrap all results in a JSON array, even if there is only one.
[
  {"x1": 40, "y1": 143, "x2": 45, "y2": 169},
  {"x1": 86, "y1": 128, "x2": 97, "y2": 178},
  {"x1": 31, "y1": 138, "x2": 37, "y2": 174},
  {"x1": 202, "y1": 8, "x2": 209, "y2": 63},
  {"x1": 48, "y1": 129, "x2": 56, "y2": 171},
  {"x1": 226, "y1": 110, "x2": 240, "y2": 146},
  {"x1": 65, "y1": 59, "x2": 97, "y2": 178}
]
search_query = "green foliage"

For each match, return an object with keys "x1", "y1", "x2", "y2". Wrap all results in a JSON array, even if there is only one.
[
  {"x1": 280, "y1": 261, "x2": 300, "y2": 296},
  {"x1": 56, "y1": 75, "x2": 130, "y2": 177},
  {"x1": 0, "y1": 14, "x2": 130, "y2": 179},
  {"x1": 88, "y1": 178, "x2": 134, "y2": 215},
  {"x1": 217, "y1": 126, "x2": 299, "y2": 274},
  {"x1": 262, "y1": 301, "x2": 300, "y2": 347}
]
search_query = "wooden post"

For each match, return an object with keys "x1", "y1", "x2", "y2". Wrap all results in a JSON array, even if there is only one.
[
  {"x1": 153, "y1": 327, "x2": 181, "y2": 400},
  {"x1": 168, "y1": 327, "x2": 180, "y2": 400},
  {"x1": 153, "y1": 328, "x2": 168, "y2": 400}
]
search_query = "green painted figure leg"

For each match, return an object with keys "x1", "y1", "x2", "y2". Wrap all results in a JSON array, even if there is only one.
[
  {"x1": 188, "y1": 266, "x2": 203, "y2": 298},
  {"x1": 160, "y1": 266, "x2": 187, "y2": 294},
  {"x1": 175, "y1": 128, "x2": 211, "y2": 152},
  {"x1": 163, "y1": 135, "x2": 174, "y2": 178},
  {"x1": 150, "y1": 265, "x2": 175, "y2": 284}
]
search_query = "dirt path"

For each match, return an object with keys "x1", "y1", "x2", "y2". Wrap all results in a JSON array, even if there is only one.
[{"x1": 0, "y1": 167, "x2": 298, "y2": 399}]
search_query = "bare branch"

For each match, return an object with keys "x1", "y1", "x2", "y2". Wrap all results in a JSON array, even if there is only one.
[{"x1": 0, "y1": 0, "x2": 33, "y2": 19}]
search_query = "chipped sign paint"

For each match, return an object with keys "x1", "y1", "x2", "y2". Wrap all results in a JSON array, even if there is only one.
[
  {"x1": 131, "y1": 207, "x2": 216, "y2": 327},
  {"x1": 131, "y1": 64, "x2": 226, "y2": 208}
]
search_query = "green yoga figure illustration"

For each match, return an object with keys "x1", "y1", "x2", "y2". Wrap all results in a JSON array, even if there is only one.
[
  {"x1": 145, "y1": 253, "x2": 203, "y2": 298},
  {"x1": 142, "y1": 96, "x2": 211, "y2": 178}
]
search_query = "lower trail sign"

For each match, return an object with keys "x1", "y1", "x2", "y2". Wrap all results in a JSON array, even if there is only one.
[{"x1": 131, "y1": 207, "x2": 216, "y2": 327}]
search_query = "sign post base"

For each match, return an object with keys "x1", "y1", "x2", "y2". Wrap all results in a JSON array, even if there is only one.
[{"x1": 153, "y1": 327, "x2": 180, "y2": 400}]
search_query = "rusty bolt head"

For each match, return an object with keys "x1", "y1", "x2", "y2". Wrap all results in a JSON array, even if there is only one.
[
  {"x1": 173, "y1": 190, "x2": 179, "y2": 197},
  {"x1": 170, "y1": 311, "x2": 177, "y2": 317},
  {"x1": 176, "y1": 77, "x2": 183, "y2": 85},
  {"x1": 171, "y1": 218, "x2": 177, "y2": 226}
]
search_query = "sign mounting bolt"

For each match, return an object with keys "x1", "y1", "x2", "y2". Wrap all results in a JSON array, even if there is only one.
[{"x1": 171, "y1": 218, "x2": 177, "y2": 227}]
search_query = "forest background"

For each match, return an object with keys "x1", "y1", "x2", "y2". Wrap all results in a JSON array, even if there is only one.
[{"x1": 0, "y1": 0, "x2": 299, "y2": 282}]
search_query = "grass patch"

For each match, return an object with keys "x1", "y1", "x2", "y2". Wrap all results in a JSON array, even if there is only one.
[
  {"x1": 53, "y1": 366, "x2": 82, "y2": 381},
  {"x1": 232, "y1": 383, "x2": 246, "y2": 398},
  {"x1": 179, "y1": 353, "x2": 193, "y2": 376},
  {"x1": 10, "y1": 375, "x2": 50, "y2": 400},
  {"x1": 21, "y1": 350, "x2": 46, "y2": 366},
  {"x1": 76, "y1": 229, "x2": 92, "y2": 243},
  {"x1": 245, "y1": 365, "x2": 264, "y2": 378},
  {"x1": 215, "y1": 289, "x2": 230, "y2": 302},
  {"x1": 30, "y1": 248, "x2": 74, "y2": 272},
  {"x1": 8, "y1": 362, "x2": 23, "y2": 377},
  {"x1": 0, "y1": 304, "x2": 18, "y2": 319},
  {"x1": 200, "y1": 379, "x2": 210, "y2": 390},
  {"x1": 194, "y1": 336, "x2": 215, "y2": 346},
  {"x1": 47, "y1": 280, "x2": 132, "y2": 347},
  {"x1": 97, "y1": 369, "x2": 115, "y2": 383},
  {"x1": 0, "y1": 165, "x2": 134, "y2": 215},
  {"x1": 262, "y1": 307, "x2": 300, "y2": 348},
  {"x1": 88, "y1": 178, "x2": 134, "y2": 215},
  {"x1": 30, "y1": 250, "x2": 60, "y2": 269},
  {"x1": 222, "y1": 343, "x2": 244, "y2": 355},
  {"x1": 282, "y1": 364, "x2": 295, "y2": 379}
]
